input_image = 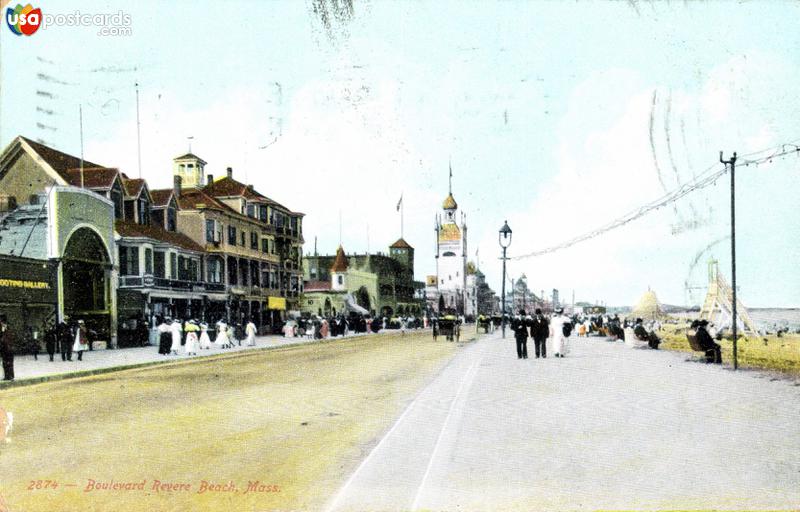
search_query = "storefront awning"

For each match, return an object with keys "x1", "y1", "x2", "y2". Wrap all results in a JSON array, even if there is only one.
[{"x1": 268, "y1": 296, "x2": 286, "y2": 311}]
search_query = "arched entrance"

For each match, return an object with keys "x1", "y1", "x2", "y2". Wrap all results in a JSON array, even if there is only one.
[
  {"x1": 62, "y1": 227, "x2": 112, "y2": 342},
  {"x1": 323, "y1": 298, "x2": 332, "y2": 316},
  {"x1": 356, "y1": 286, "x2": 371, "y2": 311}
]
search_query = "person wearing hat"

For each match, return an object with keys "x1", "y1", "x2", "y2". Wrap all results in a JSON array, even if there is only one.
[
  {"x1": 57, "y1": 319, "x2": 73, "y2": 361},
  {"x1": 633, "y1": 318, "x2": 661, "y2": 349},
  {"x1": 184, "y1": 319, "x2": 200, "y2": 356},
  {"x1": 692, "y1": 319, "x2": 721, "y2": 364},
  {"x1": 511, "y1": 309, "x2": 530, "y2": 359},
  {"x1": 157, "y1": 317, "x2": 172, "y2": 355},
  {"x1": 530, "y1": 308, "x2": 549, "y2": 358},
  {"x1": 72, "y1": 320, "x2": 90, "y2": 361},
  {"x1": 0, "y1": 314, "x2": 15, "y2": 381},
  {"x1": 549, "y1": 308, "x2": 571, "y2": 358}
]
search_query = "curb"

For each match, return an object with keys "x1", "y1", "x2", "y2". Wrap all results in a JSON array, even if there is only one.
[{"x1": 0, "y1": 329, "x2": 435, "y2": 390}]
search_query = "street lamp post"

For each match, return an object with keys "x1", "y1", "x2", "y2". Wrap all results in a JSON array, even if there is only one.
[{"x1": 498, "y1": 220, "x2": 512, "y2": 339}]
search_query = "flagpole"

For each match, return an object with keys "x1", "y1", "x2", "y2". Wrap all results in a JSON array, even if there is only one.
[
  {"x1": 79, "y1": 104, "x2": 84, "y2": 189},
  {"x1": 401, "y1": 197, "x2": 404, "y2": 238}
]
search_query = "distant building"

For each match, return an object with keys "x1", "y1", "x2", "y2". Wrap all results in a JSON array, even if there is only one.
[
  {"x1": 465, "y1": 263, "x2": 498, "y2": 317},
  {"x1": 433, "y1": 173, "x2": 467, "y2": 314},
  {"x1": 303, "y1": 238, "x2": 422, "y2": 317}
]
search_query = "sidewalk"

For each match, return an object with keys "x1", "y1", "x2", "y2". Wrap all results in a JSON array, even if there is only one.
[{"x1": 0, "y1": 330, "x2": 395, "y2": 388}]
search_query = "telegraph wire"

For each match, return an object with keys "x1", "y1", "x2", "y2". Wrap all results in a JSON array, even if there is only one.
[{"x1": 511, "y1": 138, "x2": 800, "y2": 261}]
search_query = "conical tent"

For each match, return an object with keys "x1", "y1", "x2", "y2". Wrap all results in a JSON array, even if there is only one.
[{"x1": 631, "y1": 289, "x2": 665, "y2": 320}]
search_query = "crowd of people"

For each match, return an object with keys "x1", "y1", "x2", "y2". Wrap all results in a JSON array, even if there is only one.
[
  {"x1": 282, "y1": 313, "x2": 427, "y2": 339},
  {"x1": 153, "y1": 317, "x2": 259, "y2": 357},
  {"x1": 0, "y1": 305, "x2": 733, "y2": 383}
]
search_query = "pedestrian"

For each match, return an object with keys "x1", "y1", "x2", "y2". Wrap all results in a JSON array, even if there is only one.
[
  {"x1": 227, "y1": 322, "x2": 238, "y2": 347},
  {"x1": 245, "y1": 319, "x2": 257, "y2": 346},
  {"x1": 199, "y1": 322, "x2": 211, "y2": 350},
  {"x1": 0, "y1": 314, "x2": 15, "y2": 381},
  {"x1": 57, "y1": 320, "x2": 72, "y2": 361},
  {"x1": 169, "y1": 318, "x2": 182, "y2": 355},
  {"x1": 549, "y1": 308, "x2": 571, "y2": 358},
  {"x1": 530, "y1": 308, "x2": 549, "y2": 358},
  {"x1": 511, "y1": 309, "x2": 529, "y2": 359},
  {"x1": 45, "y1": 323, "x2": 57, "y2": 362},
  {"x1": 184, "y1": 320, "x2": 199, "y2": 356},
  {"x1": 72, "y1": 320, "x2": 90, "y2": 361},
  {"x1": 157, "y1": 317, "x2": 172, "y2": 355},
  {"x1": 215, "y1": 319, "x2": 230, "y2": 348}
]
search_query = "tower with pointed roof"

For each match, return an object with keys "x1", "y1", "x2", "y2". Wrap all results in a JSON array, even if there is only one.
[
  {"x1": 434, "y1": 164, "x2": 468, "y2": 314},
  {"x1": 330, "y1": 245, "x2": 349, "y2": 292},
  {"x1": 173, "y1": 153, "x2": 207, "y2": 188}
]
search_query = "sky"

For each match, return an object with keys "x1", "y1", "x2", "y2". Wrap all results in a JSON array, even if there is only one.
[{"x1": 1, "y1": 0, "x2": 799, "y2": 307}]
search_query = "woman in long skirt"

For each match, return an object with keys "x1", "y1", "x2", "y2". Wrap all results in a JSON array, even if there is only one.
[
  {"x1": 184, "y1": 320, "x2": 199, "y2": 356},
  {"x1": 245, "y1": 320, "x2": 257, "y2": 346},
  {"x1": 199, "y1": 322, "x2": 211, "y2": 350},
  {"x1": 169, "y1": 319, "x2": 182, "y2": 355},
  {"x1": 158, "y1": 318, "x2": 172, "y2": 355},
  {"x1": 214, "y1": 320, "x2": 229, "y2": 348}
]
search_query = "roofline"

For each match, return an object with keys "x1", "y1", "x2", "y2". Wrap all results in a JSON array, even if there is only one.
[{"x1": 115, "y1": 233, "x2": 204, "y2": 254}]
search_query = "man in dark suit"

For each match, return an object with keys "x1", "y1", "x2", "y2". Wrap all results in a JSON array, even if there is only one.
[
  {"x1": 511, "y1": 309, "x2": 530, "y2": 359},
  {"x1": 530, "y1": 308, "x2": 549, "y2": 358},
  {"x1": 0, "y1": 314, "x2": 15, "y2": 381},
  {"x1": 57, "y1": 320, "x2": 73, "y2": 361}
]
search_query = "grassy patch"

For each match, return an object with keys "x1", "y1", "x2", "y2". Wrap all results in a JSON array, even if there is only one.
[{"x1": 659, "y1": 323, "x2": 800, "y2": 376}]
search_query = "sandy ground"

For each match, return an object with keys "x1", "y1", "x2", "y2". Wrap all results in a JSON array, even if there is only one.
[{"x1": 0, "y1": 330, "x2": 461, "y2": 512}]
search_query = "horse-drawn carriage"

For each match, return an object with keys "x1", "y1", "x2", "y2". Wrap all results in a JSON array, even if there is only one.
[{"x1": 436, "y1": 315, "x2": 461, "y2": 342}]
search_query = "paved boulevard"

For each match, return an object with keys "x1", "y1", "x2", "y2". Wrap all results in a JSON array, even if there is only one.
[{"x1": 327, "y1": 331, "x2": 800, "y2": 511}]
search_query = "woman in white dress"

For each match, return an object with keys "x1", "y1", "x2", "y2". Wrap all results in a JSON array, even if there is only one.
[
  {"x1": 245, "y1": 320, "x2": 257, "y2": 346},
  {"x1": 72, "y1": 320, "x2": 90, "y2": 361},
  {"x1": 169, "y1": 319, "x2": 182, "y2": 355},
  {"x1": 184, "y1": 320, "x2": 199, "y2": 356},
  {"x1": 199, "y1": 322, "x2": 211, "y2": 350},
  {"x1": 214, "y1": 320, "x2": 229, "y2": 348}
]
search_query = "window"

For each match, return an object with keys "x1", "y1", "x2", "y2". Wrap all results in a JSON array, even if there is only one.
[
  {"x1": 240, "y1": 231, "x2": 246, "y2": 246},
  {"x1": 261, "y1": 238, "x2": 269, "y2": 253},
  {"x1": 259, "y1": 205, "x2": 268, "y2": 222},
  {"x1": 227, "y1": 225, "x2": 237, "y2": 245},
  {"x1": 119, "y1": 246, "x2": 139, "y2": 276},
  {"x1": 250, "y1": 231, "x2": 258, "y2": 250},
  {"x1": 152, "y1": 209, "x2": 164, "y2": 228},
  {"x1": 443, "y1": 251, "x2": 456, "y2": 257},
  {"x1": 337, "y1": 275, "x2": 343, "y2": 285},
  {"x1": 207, "y1": 258, "x2": 222, "y2": 283},
  {"x1": 247, "y1": 204, "x2": 256, "y2": 218},
  {"x1": 7, "y1": 196, "x2": 17, "y2": 210},
  {"x1": 167, "y1": 208, "x2": 177, "y2": 232},
  {"x1": 170, "y1": 253, "x2": 177, "y2": 279},
  {"x1": 206, "y1": 219, "x2": 215, "y2": 243},
  {"x1": 138, "y1": 198, "x2": 150, "y2": 225},
  {"x1": 144, "y1": 248, "x2": 153, "y2": 275},
  {"x1": 154, "y1": 251, "x2": 166, "y2": 278}
]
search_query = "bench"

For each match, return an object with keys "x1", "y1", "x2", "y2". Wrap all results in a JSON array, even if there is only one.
[{"x1": 685, "y1": 330, "x2": 705, "y2": 352}]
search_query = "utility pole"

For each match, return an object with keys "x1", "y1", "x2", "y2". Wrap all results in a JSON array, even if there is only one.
[{"x1": 720, "y1": 151, "x2": 738, "y2": 370}]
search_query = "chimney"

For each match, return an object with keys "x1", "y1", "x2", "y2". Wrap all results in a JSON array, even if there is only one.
[
  {"x1": 226, "y1": 167, "x2": 233, "y2": 179},
  {"x1": 173, "y1": 175, "x2": 182, "y2": 197},
  {"x1": 206, "y1": 174, "x2": 213, "y2": 186}
]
